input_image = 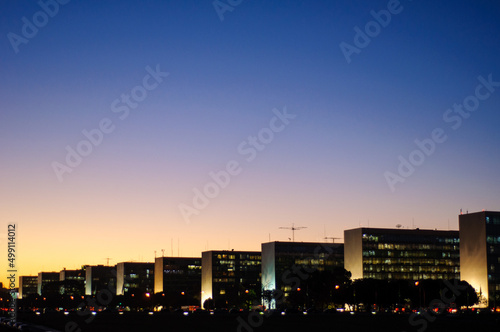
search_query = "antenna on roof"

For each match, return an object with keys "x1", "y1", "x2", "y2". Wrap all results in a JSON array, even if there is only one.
[
  {"x1": 279, "y1": 223, "x2": 307, "y2": 242},
  {"x1": 324, "y1": 237, "x2": 341, "y2": 243}
]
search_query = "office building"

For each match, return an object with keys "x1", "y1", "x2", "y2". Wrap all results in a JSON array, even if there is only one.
[
  {"x1": 60, "y1": 268, "x2": 86, "y2": 296},
  {"x1": 85, "y1": 265, "x2": 116, "y2": 296},
  {"x1": 201, "y1": 250, "x2": 261, "y2": 308},
  {"x1": 344, "y1": 228, "x2": 460, "y2": 281},
  {"x1": 116, "y1": 262, "x2": 154, "y2": 295},
  {"x1": 460, "y1": 211, "x2": 500, "y2": 308},
  {"x1": 37, "y1": 272, "x2": 60, "y2": 295},
  {"x1": 19, "y1": 276, "x2": 38, "y2": 299},
  {"x1": 261, "y1": 241, "x2": 344, "y2": 308},
  {"x1": 154, "y1": 257, "x2": 202, "y2": 300}
]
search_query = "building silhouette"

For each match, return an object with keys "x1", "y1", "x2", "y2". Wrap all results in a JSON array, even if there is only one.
[
  {"x1": 460, "y1": 210, "x2": 500, "y2": 308},
  {"x1": 37, "y1": 272, "x2": 59, "y2": 295},
  {"x1": 85, "y1": 265, "x2": 116, "y2": 296}
]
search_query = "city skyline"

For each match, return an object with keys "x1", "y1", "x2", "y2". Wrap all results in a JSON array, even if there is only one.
[
  {"x1": 7, "y1": 212, "x2": 484, "y2": 281},
  {"x1": 1, "y1": 0, "x2": 500, "y2": 287}
]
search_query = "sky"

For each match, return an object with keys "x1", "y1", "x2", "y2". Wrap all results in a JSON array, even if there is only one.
[{"x1": 1, "y1": 0, "x2": 500, "y2": 286}]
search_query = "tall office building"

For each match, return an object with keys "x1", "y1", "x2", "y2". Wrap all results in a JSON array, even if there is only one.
[
  {"x1": 201, "y1": 250, "x2": 261, "y2": 308},
  {"x1": 18, "y1": 276, "x2": 38, "y2": 299},
  {"x1": 344, "y1": 228, "x2": 460, "y2": 281},
  {"x1": 261, "y1": 241, "x2": 344, "y2": 308},
  {"x1": 460, "y1": 211, "x2": 500, "y2": 308},
  {"x1": 116, "y1": 262, "x2": 154, "y2": 295}
]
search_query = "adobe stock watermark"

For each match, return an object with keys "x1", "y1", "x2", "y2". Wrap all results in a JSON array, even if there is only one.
[
  {"x1": 384, "y1": 73, "x2": 499, "y2": 192},
  {"x1": 51, "y1": 64, "x2": 169, "y2": 182},
  {"x1": 213, "y1": 0, "x2": 244, "y2": 21},
  {"x1": 339, "y1": 0, "x2": 411, "y2": 64},
  {"x1": 178, "y1": 107, "x2": 296, "y2": 224},
  {"x1": 7, "y1": 0, "x2": 71, "y2": 54}
]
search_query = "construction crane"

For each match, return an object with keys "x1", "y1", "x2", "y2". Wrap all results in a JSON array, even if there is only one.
[
  {"x1": 324, "y1": 237, "x2": 341, "y2": 243},
  {"x1": 279, "y1": 223, "x2": 307, "y2": 242}
]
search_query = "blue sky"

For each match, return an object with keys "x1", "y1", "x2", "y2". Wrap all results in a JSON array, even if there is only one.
[{"x1": 1, "y1": 0, "x2": 500, "y2": 278}]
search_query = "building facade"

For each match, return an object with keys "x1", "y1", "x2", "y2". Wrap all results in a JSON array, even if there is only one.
[
  {"x1": 60, "y1": 268, "x2": 86, "y2": 296},
  {"x1": 85, "y1": 265, "x2": 116, "y2": 296},
  {"x1": 116, "y1": 262, "x2": 154, "y2": 295},
  {"x1": 201, "y1": 250, "x2": 261, "y2": 308},
  {"x1": 261, "y1": 241, "x2": 344, "y2": 308},
  {"x1": 37, "y1": 272, "x2": 60, "y2": 295},
  {"x1": 19, "y1": 276, "x2": 38, "y2": 299},
  {"x1": 154, "y1": 257, "x2": 202, "y2": 303},
  {"x1": 344, "y1": 228, "x2": 460, "y2": 281},
  {"x1": 460, "y1": 211, "x2": 500, "y2": 308}
]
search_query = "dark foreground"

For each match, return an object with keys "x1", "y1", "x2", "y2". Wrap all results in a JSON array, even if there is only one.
[{"x1": 2, "y1": 311, "x2": 500, "y2": 332}]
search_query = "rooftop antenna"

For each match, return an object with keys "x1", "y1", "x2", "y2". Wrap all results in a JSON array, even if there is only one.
[
  {"x1": 161, "y1": 249, "x2": 165, "y2": 257},
  {"x1": 323, "y1": 225, "x2": 340, "y2": 243},
  {"x1": 324, "y1": 237, "x2": 341, "y2": 243},
  {"x1": 154, "y1": 250, "x2": 157, "y2": 259},
  {"x1": 279, "y1": 223, "x2": 307, "y2": 242},
  {"x1": 105, "y1": 258, "x2": 112, "y2": 266}
]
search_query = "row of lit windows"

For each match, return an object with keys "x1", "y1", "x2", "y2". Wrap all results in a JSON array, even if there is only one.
[
  {"x1": 217, "y1": 254, "x2": 236, "y2": 260},
  {"x1": 363, "y1": 273, "x2": 458, "y2": 280},
  {"x1": 487, "y1": 236, "x2": 500, "y2": 244},
  {"x1": 362, "y1": 234, "x2": 459, "y2": 244},
  {"x1": 364, "y1": 265, "x2": 459, "y2": 273},
  {"x1": 373, "y1": 243, "x2": 459, "y2": 251},
  {"x1": 215, "y1": 254, "x2": 261, "y2": 261},
  {"x1": 363, "y1": 258, "x2": 458, "y2": 266},
  {"x1": 363, "y1": 250, "x2": 459, "y2": 259},
  {"x1": 294, "y1": 258, "x2": 325, "y2": 266},
  {"x1": 486, "y1": 217, "x2": 500, "y2": 225},
  {"x1": 239, "y1": 261, "x2": 261, "y2": 266},
  {"x1": 214, "y1": 278, "x2": 234, "y2": 283}
]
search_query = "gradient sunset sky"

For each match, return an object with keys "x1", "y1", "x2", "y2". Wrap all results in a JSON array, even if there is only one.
[{"x1": 1, "y1": 0, "x2": 500, "y2": 286}]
